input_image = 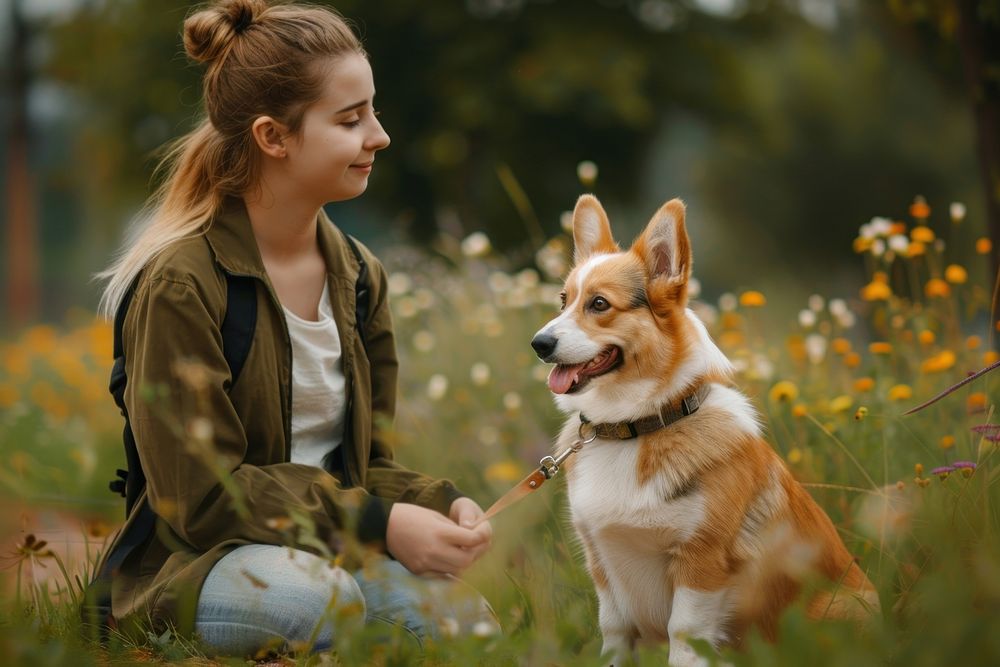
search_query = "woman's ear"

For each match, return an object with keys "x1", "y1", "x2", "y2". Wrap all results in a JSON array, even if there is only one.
[{"x1": 250, "y1": 116, "x2": 289, "y2": 158}]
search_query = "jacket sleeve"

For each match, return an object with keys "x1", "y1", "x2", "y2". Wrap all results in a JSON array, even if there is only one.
[
  {"x1": 124, "y1": 273, "x2": 387, "y2": 555},
  {"x1": 358, "y1": 255, "x2": 466, "y2": 518}
]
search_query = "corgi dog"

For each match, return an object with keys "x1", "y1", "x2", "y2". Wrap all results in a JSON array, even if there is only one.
[{"x1": 531, "y1": 195, "x2": 878, "y2": 666}]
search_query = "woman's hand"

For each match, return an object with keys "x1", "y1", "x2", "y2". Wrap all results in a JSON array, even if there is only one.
[{"x1": 386, "y1": 501, "x2": 492, "y2": 576}]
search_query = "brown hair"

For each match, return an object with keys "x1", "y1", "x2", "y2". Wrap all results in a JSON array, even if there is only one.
[{"x1": 97, "y1": 0, "x2": 364, "y2": 317}]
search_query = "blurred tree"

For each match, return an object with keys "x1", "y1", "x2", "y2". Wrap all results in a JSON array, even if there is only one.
[{"x1": 887, "y1": 0, "x2": 1000, "y2": 315}]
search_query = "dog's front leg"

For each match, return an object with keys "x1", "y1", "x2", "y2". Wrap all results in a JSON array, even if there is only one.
[
  {"x1": 597, "y1": 587, "x2": 636, "y2": 666},
  {"x1": 666, "y1": 586, "x2": 729, "y2": 667}
]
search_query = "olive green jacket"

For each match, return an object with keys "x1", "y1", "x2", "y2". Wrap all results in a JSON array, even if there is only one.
[{"x1": 99, "y1": 198, "x2": 463, "y2": 635}]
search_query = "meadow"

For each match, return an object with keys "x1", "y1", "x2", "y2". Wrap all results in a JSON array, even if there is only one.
[{"x1": 1, "y1": 196, "x2": 998, "y2": 665}]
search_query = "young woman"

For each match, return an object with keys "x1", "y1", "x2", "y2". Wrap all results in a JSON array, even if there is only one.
[{"x1": 93, "y1": 0, "x2": 496, "y2": 656}]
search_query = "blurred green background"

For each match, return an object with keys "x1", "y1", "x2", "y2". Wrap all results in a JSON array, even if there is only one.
[{"x1": 2, "y1": 0, "x2": 997, "y2": 330}]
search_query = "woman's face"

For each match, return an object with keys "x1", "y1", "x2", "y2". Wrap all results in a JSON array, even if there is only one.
[{"x1": 282, "y1": 53, "x2": 390, "y2": 205}]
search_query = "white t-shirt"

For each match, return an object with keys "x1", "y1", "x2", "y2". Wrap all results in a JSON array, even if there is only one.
[{"x1": 283, "y1": 281, "x2": 347, "y2": 468}]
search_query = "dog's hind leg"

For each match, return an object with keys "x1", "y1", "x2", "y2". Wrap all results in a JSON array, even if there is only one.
[{"x1": 666, "y1": 586, "x2": 730, "y2": 667}]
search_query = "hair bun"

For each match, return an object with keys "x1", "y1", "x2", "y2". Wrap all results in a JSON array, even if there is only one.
[{"x1": 183, "y1": 0, "x2": 267, "y2": 65}]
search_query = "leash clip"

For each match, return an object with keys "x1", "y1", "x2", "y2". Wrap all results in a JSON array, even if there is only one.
[{"x1": 539, "y1": 424, "x2": 597, "y2": 480}]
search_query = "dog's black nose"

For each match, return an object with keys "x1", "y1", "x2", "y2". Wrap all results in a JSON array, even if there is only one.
[{"x1": 531, "y1": 333, "x2": 558, "y2": 360}]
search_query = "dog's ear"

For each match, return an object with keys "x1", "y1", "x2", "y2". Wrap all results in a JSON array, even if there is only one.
[
  {"x1": 635, "y1": 198, "x2": 691, "y2": 300},
  {"x1": 572, "y1": 195, "x2": 618, "y2": 265}
]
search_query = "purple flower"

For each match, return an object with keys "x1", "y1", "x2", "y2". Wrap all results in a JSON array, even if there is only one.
[
  {"x1": 971, "y1": 424, "x2": 1000, "y2": 433},
  {"x1": 951, "y1": 461, "x2": 976, "y2": 470},
  {"x1": 930, "y1": 465, "x2": 955, "y2": 476}
]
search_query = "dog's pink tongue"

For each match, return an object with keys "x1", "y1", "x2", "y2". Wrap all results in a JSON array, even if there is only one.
[{"x1": 548, "y1": 363, "x2": 585, "y2": 394}]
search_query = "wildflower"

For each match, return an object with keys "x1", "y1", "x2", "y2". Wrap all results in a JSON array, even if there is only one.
[
  {"x1": 844, "y1": 352, "x2": 861, "y2": 368},
  {"x1": 577, "y1": 160, "x2": 598, "y2": 186},
  {"x1": 808, "y1": 294, "x2": 825, "y2": 312},
  {"x1": 940, "y1": 435, "x2": 955, "y2": 449},
  {"x1": 536, "y1": 239, "x2": 569, "y2": 279},
  {"x1": 414, "y1": 288, "x2": 436, "y2": 310},
  {"x1": 984, "y1": 350, "x2": 999, "y2": 366},
  {"x1": 485, "y1": 460, "x2": 521, "y2": 483},
  {"x1": 387, "y1": 272, "x2": 413, "y2": 296},
  {"x1": 831, "y1": 337, "x2": 852, "y2": 355},
  {"x1": 719, "y1": 331, "x2": 745, "y2": 348},
  {"x1": 868, "y1": 217, "x2": 893, "y2": 237},
  {"x1": 786, "y1": 335, "x2": 807, "y2": 363},
  {"x1": 503, "y1": 391, "x2": 522, "y2": 412},
  {"x1": 478, "y1": 426, "x2": 500, "y2": 446},
  {"x1": 787, "y1": 448, "x2": 802, "y2": 464},
  {"x1": 966, "y1": 335, "x2": 982, "y2": 350},
  {"x1": 798, "y1": 309, "x2": 817, "y2": 328},
  {"x1": 909, "y1": 196, "x2": 931, "y2": 220},
  {"x1": 395, "y1": 297, "x2": 418, "y2": 319},
  {"x1": 854, "y1": 377, "x2": 875, "y2": 392},
  {"x1": 888, "y1": 234, "x2": 909, "y2": 254},
  {"x1": 930, "y1": 465, "x2": 954, "y2": 480},
  {"x1": 950, "y1": 202, "x2": 966, "y2": 223},
  {"x1": 854, "y1": 406, "x2": 868, "y2": 421},
  {"x1": 887, "y1": 384, "x2": 913, "y2": 401},
  {"x1": 871, "y1": 239, "x2": 886, "y2": 256},
  {"x1": 461, "y1": 232, "x2": 492, "y2": 257},
  {"x1": 739, "y1": 290, "x2": 766, "y2": 307},
  {"x1": 853, "y1": 237, "x2": 873, "y2": 254},
  {"x1": 967, "y1": 392, "x2": 987, "y2": 413},
  {"x1": 907, "y1": 241, "x2": 926, "y2": 257},
  {"x1": 560, "y1": 211, "x2": 574, "y2": 232},
  {"x1": 924, "y1": 278, "x2": 950, "y2": 298},
  {"x1": 427, "y1": 374, "x2": 448, "y2": 401},
  {"x1": 920, "y1": 350, "x2": 956, "y2": 373},
  {"x1": 688, "y1": 277, "x2": 702, "y2": 299},
  {"x1": 0, "y1": 384, "x2": 19, "y2": 408},
  {"x1": 860, "y1": 278, "x2": 891, "y2": 301},
  {"x1": 792, "y1": 404, "x2": 808, "y2": 418},
  {"x1": 769, "y1": 381, "x2": 799, "y2": 403},
  {"x1": 918, "y1": 330, "x2": 935, "y2": 346},
  {"x1": 470, "y1": 362, "x2": 491, "y2": 386},
  {"x1": 869, "y1": 341, "x2": 893, "y2": 355},
  {"x1": 805, "y1": 334, "x2": 827, "y2": 365},
  {"x1": 944, "y1": 264, "x2": 968, "y2": 284},
  {"x1": 914, "y1": 463, "x2": 924, "y2": 477},
  {"x1": 829, "y1": 395, "x2": 853, "y2": 413},
  {"x1": 951, "y1": 460, "x2": 976, "y2": 477},
  {"x1": 412, "y1": 330, "x2": 436, "y2": 353},
  {"x1": 911, "y1": 226, "x2": 935, "y2": 243},
  {"x1": 976, "y1": 238, "x2": 992, "y2": 254}
]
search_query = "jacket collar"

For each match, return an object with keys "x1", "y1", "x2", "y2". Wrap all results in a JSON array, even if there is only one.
[{"x1": 205, "y1": 196, "x2": 360, "y2": 283}]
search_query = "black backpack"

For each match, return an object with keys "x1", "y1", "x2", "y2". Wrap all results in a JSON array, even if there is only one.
[{"x1": 82, "y1": 230, "x2": 370, "y2": 635}]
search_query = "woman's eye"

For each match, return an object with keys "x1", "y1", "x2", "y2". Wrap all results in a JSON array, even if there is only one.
[
  {"x1": 342, "y1": 118, "x2": 362, "y2": 128},
  {"x1": 590, "y1": 296, "x2": 610, "y2": 312}
]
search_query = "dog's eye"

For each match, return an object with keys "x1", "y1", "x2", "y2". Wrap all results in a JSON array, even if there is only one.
[
  {"x1": 590, "y1": 296, "x2": 611, "y2": 312},
  {"x1": 559, "y1": 291, "x2": 567, "y2": 310}
]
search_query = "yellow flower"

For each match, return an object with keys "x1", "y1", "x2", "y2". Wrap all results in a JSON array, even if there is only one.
[
  {"x1": 853, "y1": 377, "x2": 875, "y2": 392},
  {"x1": 924, "y1": 278, "x2": 950, "y2": 298},
  {"x1": 739, "y1": 290, "x2": 767, "y2": 308},
  {"x1": 829, "y1": 395, "x2": 853, "y2": 413},
  {"x1": 787, "y1": 448, "x2": 803, "y2": 464},
  {"x1": 890, "y1": 222, "x2": 908, "y2": 235},
  {"x1": 23, "y1": 325, "x2": 58, "y2": 356},
  {"x1": 860, "y1": 280, "x2": 891, "y2": 301},
  {"x1": 968, "y1": 392, "x2": 987, "y2": 413},
  {"x1": 844, "y1": 352, "x2": 862, "y2": 368},
  {"x1": 944, "y1": 264, "x2": 967, "y2": 284},
  {"x1": 921, "y1": 350, "x2": 956, "y2": 373},
  {"x1": 0, "y1": 383, "x2": 19, "y2": 408},
  {"x1": 907, "y1": 241, "x2": 926, "y2": 257},
  {"x1": 911, "y1": 225, "x2": 935, "y2": 243},
  {"x1": 940, "y1": 435, "x2": 955, "y2": 450},
  {"x1": 792, "y1": 403, "x2": 808, "y2": 418},
  {"x1": 719, "y1": 330, "x2": 745, "y2": 348},
  {"x1": 984, "y1": 350, "x2": 1000, "y2": 366},
  {"x1": 853, "y1": 237, "x2": 873, "y2": 254},
  {"x1": 887, "y1": 384, "x2": 913, "y2": 401},
  {"x1": 976, "y1": 237, "x2": 992, "y2": 254},
  {"x1": 918, "y1": 330, "x2": 935, "y2": 346},
  {"x1": 966, "y1": 335, "x2": 982, "y2": 350},
  {"x1": 909, "y1": 196, "x2": 931, "y2": 220},
  {"x1": 786, "y1": 335, "x2": 807, "y2": 364},
  {"x1": 831, "y1": 338, "x2": 852, "y2": 355},
  {"x1": 854, "y1": 406, "x2": 868, "y2": 421},
  {"x1": 485, "y1": 461, "x2": 522, "y2": 483},
  {"x1": 914, "y1": 463, "x2": 924, "y2": 477},
  {"x1": 869, "y1": 342, "x2": 893, "y2": 355},
  {"x1": 720, "y1": 312, "x2": 744, "y2": 330},
  {"x1": 769, "y1": 381, "x2": 799, "y2": 403}
]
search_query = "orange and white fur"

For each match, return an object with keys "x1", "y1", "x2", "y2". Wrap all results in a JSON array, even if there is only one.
[{"x1": 532, "y1": 196, "x2": 878, "y2": 665}]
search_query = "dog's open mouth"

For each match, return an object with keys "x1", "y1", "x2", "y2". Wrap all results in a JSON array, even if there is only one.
[{"x1": 547, "y1": 345, "x2": 622, "y2": 395}]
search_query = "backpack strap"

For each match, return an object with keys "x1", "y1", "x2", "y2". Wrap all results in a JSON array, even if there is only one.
[
  {"x1": 340, "y1": 230, "x2": 370, "y2": 351},
  {"x1": 220, "y1": 275, "x2": 257, "y2": 387}
]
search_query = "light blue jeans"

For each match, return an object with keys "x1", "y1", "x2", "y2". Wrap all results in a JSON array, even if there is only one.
[{"x1": 194, "y1": 544, "x2": 499, "y2": 657}]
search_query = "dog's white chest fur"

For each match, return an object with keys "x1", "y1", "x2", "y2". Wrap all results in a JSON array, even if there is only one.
[{"x1": 567, "y1": 435, "x2": 708, "y2": 638}]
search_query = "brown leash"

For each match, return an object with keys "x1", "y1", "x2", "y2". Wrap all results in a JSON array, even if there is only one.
[{"x1": 473, "y1": 385, "x2": 710, "y2": 526}]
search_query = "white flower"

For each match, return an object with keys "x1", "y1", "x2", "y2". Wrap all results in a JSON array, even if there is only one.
[
  {"x1": 576, "y1": 160, "x2": 598, "y2": 185},
  {"x1": 471, "y1": 362, "x2": 491, "y2": 385},
  {"x1": 472, "y1": 620, "x2": 499, "y2": 637},
  {"x1": 488, "y1": 271, "x2": 513, "y2": 293},
  {"x1": 805, "y1": 334, "x2": 827, "y2": 365},
  {"x1": 477, "y1": 426, "x2": 500, "y2": 447},
  {"x1": 461, "y1": 232, "x2": 492, "y2": 257},
  {"x1": 798, "y1": 309, "x2": 817, "y2": 328},
  {"x1": 516, "y1": 268, "x2": 540, "y2": 288},
  {"x1": 835, "y1": 310, "x2": 856, "y2": 328},
  {"x1": 395, "y1": 296, "x2": 418, "y2": 319},
  {"x1": 828, "y1": 298, "x2": 848, "y2": 317},
  {"x1": 412, "y1": 330, "x2": 435, "y2": 352},
  {"x1": 871, "y1": 239, "x2": 886, "y2": 257},
  {"x1": 503, "y1": 391, "x2": 522, "y2": 412},
  {"x1": 808, "y1": 294, "x2": 825, "y2": 312},
  {"x1": 414, "y1": 288, "x2": 436, "y2": 310},
  {"x1": 387, "y1": 272, "x2": 412, "y2": 297},
  {"x1": 950, "y1": 202, "x2": 966, "y2": 222},
  {"x1": 427, "y1": 374, "x2": 448, "y2": 401},
  {"x1": 688, "y1": 277, "x2": 702, "y2": 299},
  {"x1": 870, "y1": 217, "x2": 892, "y2": 236},
  {"x1": 718, "y1": 292, "x2": 737, "y2": 312},
  {"x1": 560, "y1": 211, "x2": 574, "y2": 233},
  {"x1": 532, "y1": 364, "x2": 551, "y2": 382},
  {"x1": 888, "y1": 234, "x2": 909, "y2": 253}
]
